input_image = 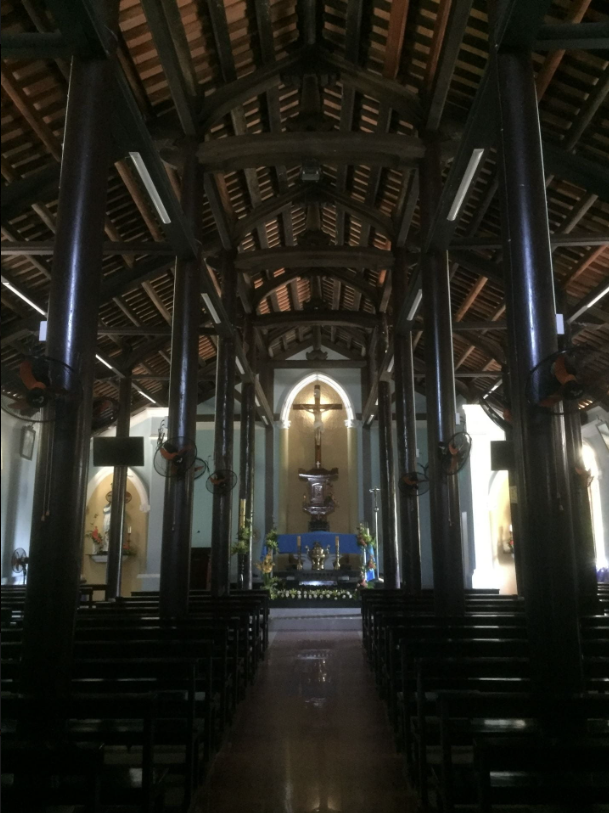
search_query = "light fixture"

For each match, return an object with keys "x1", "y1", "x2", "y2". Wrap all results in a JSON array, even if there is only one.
[
  {"x1": 137, "y1": 388, "x2": 157, "y2": 404},
  {"x1": 556, "y1": 313, "x2": 565, "y2": 335},
  {"x1": 568, "y1": 282, "x2": 609, "y2": 323},
  {"x1": 407, "y1": 289, "x2": 423, "y2": 321},
  {"x1": 1, "y1": 279, "x2": 46, "y2": 316},
  {"x1": 386, "y1": 356, "x2": 395, "y2": 373},
  {"x1": 261, "y1": 415, "x2": 269, "y2": 426},
  {"x1": 236, "y1": 357, "x2": 245, "y2": 375},
  {"x1": 202, "y1": 292, "x2": 221, "y2": 324},
  {"x1": 447, "y1": 148, "x2": 485, "y2": 221},
  {"x1": 367, "y1": 415, "x2": 374, "y2": 426},
  {"x1": 129, "y1": 152, "x2": 172, "y2": 224},
  {"x1": 95, "y1": 354, "x2": 115, "y2": 370}
]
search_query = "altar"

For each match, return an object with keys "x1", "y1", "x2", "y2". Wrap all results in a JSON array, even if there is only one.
[
  {"x1": 268, "y1": 532, "x2": 377, "y2": 583},
  {"x1": 278, "y1": 532, "x2": 359, "y2": 556}
]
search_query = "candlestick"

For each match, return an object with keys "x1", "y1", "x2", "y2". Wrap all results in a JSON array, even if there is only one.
[
  {"x1": 296, "y1": 535, "x2": 303, "y2": 570},
  {"x1": 334, "y1": 535, "x2": 340, "y2": 570}
]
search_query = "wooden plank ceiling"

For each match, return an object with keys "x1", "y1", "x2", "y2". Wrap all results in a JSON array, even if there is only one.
[{"x1": 1, "y1": 0, "x2": 608, "y2": 413}]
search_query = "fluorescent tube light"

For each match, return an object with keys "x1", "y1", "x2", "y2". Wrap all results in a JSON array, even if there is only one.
[
  {"x1": 129, "y1": 152, "x2": 172, "y2": 225},
  {"x1": 569, "y1": 282, "x2": 609, "y2": 323},
  {"x1": 137, "y1": 388, "x2": 157, "y2": 404},
  {"x1": 447, "y1": 148, "x2": 485, "y2": 221},
  {"x1": 407, "y1": 289, "x2": 423, "y2": 321},
  {"x1": 386, "y1": 356, "x2": 394, "y2": 373},
  {"x1": 39, "y1": 321, "x2": 48, "y2": 341},
  {"x1": 556, "y1": 313, "x2": 565, "y2": 335},
  {"x1": 261, "y1": 415, "x2": 269, "y2": 426},
  {"x1": 2, "y1": 280, "x2": 46, "y2": 315},
  {"x1": 95, "y1": 354, "x2": 115, "y2": 370},
  {"x1": 202, "y1": 293, "x2": 221, "y2": 324},
  {"x1": 236, "y1": 357, "x2": 245, "y2": 375}
]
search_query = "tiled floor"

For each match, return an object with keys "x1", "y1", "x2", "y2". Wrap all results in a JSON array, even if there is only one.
[{"x1": 192, "y1": 629, "x2": 416, "y2": 813}]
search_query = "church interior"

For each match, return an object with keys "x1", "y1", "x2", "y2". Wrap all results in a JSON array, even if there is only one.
[{"x1": 1, "y1": 0, "x2": 608, "y2": 811}]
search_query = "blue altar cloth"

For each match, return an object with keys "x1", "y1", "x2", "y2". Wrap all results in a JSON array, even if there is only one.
[{"x1": 277, "y1": 532, "x2": 359, "y2": 554}]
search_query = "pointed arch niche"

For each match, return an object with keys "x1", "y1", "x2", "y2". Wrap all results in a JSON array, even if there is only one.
[{"x1": 278, "y1": 374, "x2": 358, "y2": 534}]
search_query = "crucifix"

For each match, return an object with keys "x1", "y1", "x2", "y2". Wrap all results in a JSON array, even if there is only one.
[{"x1": 293, "y1": 384, "x2": 342, "y2": 468}]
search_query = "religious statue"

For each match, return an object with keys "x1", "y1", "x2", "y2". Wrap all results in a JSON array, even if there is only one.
[{"x1": 295, "y1": 384, "x2": 341, "y2": 532}]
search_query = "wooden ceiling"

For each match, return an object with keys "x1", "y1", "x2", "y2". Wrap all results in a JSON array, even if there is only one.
[{"x1": 1, "y1": 0, "x2": 608, "y2": 414}]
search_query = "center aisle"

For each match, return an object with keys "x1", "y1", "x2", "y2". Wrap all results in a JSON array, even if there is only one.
[{"x1": 192, "y1": 612, "x2": 416, "y2": 813}]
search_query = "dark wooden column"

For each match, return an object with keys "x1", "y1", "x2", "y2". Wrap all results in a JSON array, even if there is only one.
[
  {"x1": 360, "y1": 367, "x2": 373, "y2": 530},
  {"x1": 564, "y1": 404, "x2": 598, "y2": 611},
  {"x1": 420, "y1": 136, "x2": 465, "y2": 616},
  {"x1": 20, "y1": 47, "x2": 115, "y2": 709},
  {"x1": 260, "y1": 363, "x2": 275, "y2": 536},
  {"x1": 159, "y1": 148, "x2": 204, "y2": 618},
  {"x1": 106, "y1": 375, "x2": 132, "y2": 600},
  {"x1": 496, "y1": 48, "x2": 583, "y2": 695},
  {"x1": 239, "y1": 319, "x2": 256, "y2": 590},
  {"x1": 392, "y1": 248, "x2": 421, "y2": 594},
  {"x1": 211, "y1": 251, "x2": 238, "y2": 596},
  {"x1": 378, "y1": 377, "x2": 400, "y2": 589}
]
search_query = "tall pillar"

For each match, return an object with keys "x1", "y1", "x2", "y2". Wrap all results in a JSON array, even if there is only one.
[
  {"x1": 564, "y1": 404, "x2": 598, "y2": 610},
  {"x1": 420, "y1": 136, "x2": 465, "y2": 615},
  {"x1": 378, "y1": 379, "x2": 400, "y2": 588},
  {"x1": 392, "y1": 249, "x2": 421, "y2": 594},
  {"x1": 159, "y1": 148, "x2": 204, "y2": 618},
  {"x1": 210, "y1": 251, "x2": 238, "y2": 596},
  {"x1": 106, "y1": 375, "x2": 132, "y2": 600},
  {"x1": 20, "y1": 45, "x2": 115, "y2": 708},
  {"x1": 260, "y1": 363, "x2": 275, "y2": 537},
  {"x1": 238, "y1": 320, "x2": 256, "y2": 590},
  {"x1": 496, "y1": 48, "x2": 583, "y2": 694}
]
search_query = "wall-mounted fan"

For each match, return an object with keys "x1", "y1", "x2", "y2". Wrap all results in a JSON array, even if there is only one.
[
  {"x1": 11, "y1": 548, "x2": 29, "y2": 584},
  {"x1": 398, "y1": 464, "x2": 430, "y2": 498},
  {"x1": 153, "y1": 437, "x2": 198, "y2": 478},
  {"x1": 1, "y1": 357, "x2": 81, "y2": 423},
  {"x1": 193, "y1": 458, "x2": 209, "y2": 481},
  {"x1": 91, "y1": 396, "x2": 120, "y2": 432},
  {"x1": 206, "y1": 469, "x2": 238, "y2": 496},
  {"x1": 439, "y1": 432, "x2": 472, "y2": 476},
  {"x1": 525, "y1": 346, "x2": 609, "y2": 414}
]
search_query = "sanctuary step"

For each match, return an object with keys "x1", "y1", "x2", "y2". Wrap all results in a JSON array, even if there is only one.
[{"x1": 269, "y1": 607, "x2": 363, "y2": 633}]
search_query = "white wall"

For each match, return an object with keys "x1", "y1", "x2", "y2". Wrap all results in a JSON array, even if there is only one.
[{"x1": 1, "y1": 412, "x2": 39, "y2": 582}]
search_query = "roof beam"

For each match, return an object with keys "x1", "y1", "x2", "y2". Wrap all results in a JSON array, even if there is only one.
[
  {"x1": 317, "y1": 49, "x2": 422, "y2": 124},
  {"x1": 269, "y1": 359, "x2": 367, "y2": 369},
  {"x1": 0, "y1": 241, "x2": 175, "y2": 256},
  {"x1": 451, "y1": 232, "x2": 609, "y2": 250},
  {"x1": 196, "y1": 133, "x2": 426, "y2": 171},
  {"x1": 534, "y1": 22, "x2": 609, "y2": 51},
  {"x1": 425, "y1": 0, "x2": 474, "y2": 130},
  {"x1": 234, "y1": 246, "x2": 393, "y2": 272},
  {"x1": 253, "y1": 268, "x2": 380, "y2": 309},
  {"x1": 0, "y1": 32, "x2": 72, "y2": 59},
  {"x1": 543, "y1": 143, "x2": 609, "y2": 201},
  {"x1": 139, "y1": 0, "x2": 198, "y2": 134},
  {"x1": 253, "y1": 311, "x2": 377, "y2": 330},
  {"x1": 198, "y1": 49, "x2": 306, "y2": 131},
  {"x1": 1, "y1": 164, "x2": 61, "y2": 223}
]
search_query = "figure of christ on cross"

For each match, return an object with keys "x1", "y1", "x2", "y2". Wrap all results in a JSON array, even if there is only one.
[{"x1": 293, "y1": 383, "x2": 342, "y2": 468}]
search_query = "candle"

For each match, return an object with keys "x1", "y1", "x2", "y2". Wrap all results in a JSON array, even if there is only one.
[
  {"x1": 127, "y1": 526, "x2": 132, "y2": 534},
  {"x1": 335, "y1": 535, "x2": 339, "y2": 549},
  {"x1": 297, "y1": 535, "x2": 301, "y2": 549}
]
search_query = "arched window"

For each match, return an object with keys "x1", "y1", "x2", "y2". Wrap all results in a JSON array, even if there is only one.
[{"x1": 582, "y1": 443, "x2": 606, "y2": 570}]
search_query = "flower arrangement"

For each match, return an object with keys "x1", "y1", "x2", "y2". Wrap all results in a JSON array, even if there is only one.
[
  {"x1": 356, "y1": 522, "x2": 375, "y2": 548},
  {"x1": 271, "y1": 588, "x2": 359, "y2": 601},
  {"x1": 265, "y1": 524, "x2": 280, "y2": 552},
  {"x1": 231, "y1": 520, "x2": 252, "y2": 556},
  {"x1": 255, "y1": 550, "x2": 276, "y2": 588},
  {"x1": 87, "y1": 524, "x2": 104, "y2": 553}
]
